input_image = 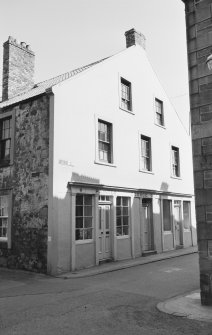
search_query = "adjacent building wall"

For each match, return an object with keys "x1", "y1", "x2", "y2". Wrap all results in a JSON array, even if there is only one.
[
  {"x1": 182, "y1": 0, "x2": 212, "y2": 305},
  {"x1": 0, "y1": 95, "x2": 49, "y2": 272}
]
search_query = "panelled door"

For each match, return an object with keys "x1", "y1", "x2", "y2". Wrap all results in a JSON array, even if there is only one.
[
  {"x1": 173, "y1": 201, "x2": 183, "y2": 247},
  {"x1": 142, "y1": 199, "x2": 153, "y2": 251},
  {"x1": 98, "y1": 205, "x2": 111, "y2": 261}
]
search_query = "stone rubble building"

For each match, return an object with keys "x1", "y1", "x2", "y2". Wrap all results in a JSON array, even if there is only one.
[{"x1": 0, "y1": 30, "x2": 197, "y2": 275}]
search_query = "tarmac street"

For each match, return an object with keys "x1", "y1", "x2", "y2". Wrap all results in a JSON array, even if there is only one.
[{"x1": 0, "y1": 253, "x2": 211, "y2": 335}]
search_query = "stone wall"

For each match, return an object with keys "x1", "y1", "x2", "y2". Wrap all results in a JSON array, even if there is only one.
[
  {"x1": 182, "y1": 0, "x2": 212, "y2": 305},
  {"x1": 0, "y1": 94, "x2": 49, "y2": 272}
]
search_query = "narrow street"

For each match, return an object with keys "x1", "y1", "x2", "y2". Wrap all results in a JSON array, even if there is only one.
[{"x1": 0, "y1": 253, "x2": 211, "y2": 335}]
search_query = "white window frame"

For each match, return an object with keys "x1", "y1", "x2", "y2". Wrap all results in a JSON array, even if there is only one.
[
  {"x1": 171, "y1": 145, "x2": 181, "y2": 178},
  {"x1": 0, "y1": 110, "x2": 15, "y2": 167},
  {"x1": 0, "y1": 191, "x2": 12, "y2": 248},
  {"x1": 116, "y1": 196, "x2": 130, "y2": 237},
  {"x1": 139, "y1": 132, "x2": 153, "y2": 174},
  {"x1": 154, "y1": 97, "x2": 165, "y2": 127},
  {"x1": 75, "y1": 194, "x2": 94, "y2": 243},
  {"x1": 118, "y1": 74, "x2": 134, "y2": 114},
  {"x1": 94, "y1": 115, "x2": 116, "y2": 167}
]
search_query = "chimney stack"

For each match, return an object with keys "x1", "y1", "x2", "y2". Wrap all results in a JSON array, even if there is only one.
[
  {"x1": 125, "y1": 28, "x2": 146, "y2": 49},
  {"x1": 2, "y1": 36, "x2": 35, "y2": 101}
]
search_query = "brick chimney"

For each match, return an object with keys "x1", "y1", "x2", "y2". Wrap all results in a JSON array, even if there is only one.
[
  {"x1": 2, "y1": 36, "x2": 35, "y2": 101},
  {"x1": 125, "y1": 28, "x2": 146, "y2": 49}
]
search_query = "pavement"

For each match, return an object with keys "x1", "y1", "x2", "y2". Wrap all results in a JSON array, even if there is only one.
[
  {"x1": 157, "y1": 290, "x2": 212, "y2": 323},
  {"x1": 58, "y1": 245, "x2": 198, "y2": 279}
]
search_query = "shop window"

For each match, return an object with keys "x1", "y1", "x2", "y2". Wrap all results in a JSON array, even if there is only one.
[
  {"x1": 75, "y1": 194, "x2": 93, "y2": 241},
  {"x1": 163, "y1": 199, "x2": 172, "y2": 231},
  {"x1": 116, "y1": 196, "x2": 130, "y2": 236},
  {"x1": 183, "y1": 201, "x2": 191, "y2": 229}
]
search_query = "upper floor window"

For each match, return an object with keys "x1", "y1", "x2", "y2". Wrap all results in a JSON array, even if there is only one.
[
  {"x1": 116, "y1": 196, "x2": 130, "y2": 236},
  {"x1": 0, "y1": 118, "x2": 12, "y2": 165},
  {"x1": 141, "y1": 135, "x2": 151, "y2": 171},
  {"x1": 155, "y1": 98, "x2": 164, "y2": 126},
  {"x1": 75, "y1": 194, "x2": 93, "y2": 241},
  {"x1": 98, "y1": 120, "x2": 113, "y2": 164},
  {"x1": 171, "y1": 146, "x2": 180, "y2": 177},
  {"x1": 121, "y1": 78, "x2": 132, "y2": 111},
  {"x1": 0, "y1": 195, "x2": 9, "y2": 241}
]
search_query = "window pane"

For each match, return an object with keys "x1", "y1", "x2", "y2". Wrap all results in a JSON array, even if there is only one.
[
  {"x1": 84, "y1": 217, "x2": 92, "y2": 228},
  {"x1": 122, "y1": 197, "x2": 128, "y2": 206},
  {"x1": 123, "y1": 216, "x2": 129, "y2": 226},
  {"x1": 76, "y1": 195, "x2": 83, "y2": 205},
  {"x1": 123, "y1": 226, "x2": 129, "y2": 235},
  {"x1": 76, "y1": 229, "x2": 83, "y2": 240},
  {"x1": 84, "y1": 206, "x2": 92, "y2": 216},
  {"x1": 116, "y1": 226, "x2": 122, "y2": 236},
  {"x1": 76, "y1": 217, "x2": 83, "y2": 228},
  {"x1": 84, "y1": 228, "x2": 92, "y2": 239},
  {"x1": 84, "y1": 195, "x2": 92, "y2": 205},
  {"x1": 116, "y1": 207, "x2": 121, "y2": 216},
  {"x1": 76, "y1": 206, "x2": 83, "y2": 217},
  {"x1": 116, "y1": 197, "x2": 121, "y2": 206},
  {"x1": 116, "y1": 216, "x2": 122, "y2": 227},
  {"x1": 123, "y1": 207, "x2": 129, "y2": 215}
]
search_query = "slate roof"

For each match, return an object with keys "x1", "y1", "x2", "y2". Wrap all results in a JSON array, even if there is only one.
[{"x1": 0, "y1": 56, "x2": 109, "y2": 109}]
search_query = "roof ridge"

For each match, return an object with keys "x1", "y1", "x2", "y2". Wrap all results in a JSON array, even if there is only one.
[{"x1": 35, "y1": 56, "x2": 109, "y2": 88}]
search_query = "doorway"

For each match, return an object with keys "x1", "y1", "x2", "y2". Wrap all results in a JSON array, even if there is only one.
[{"x1": 98, "y1": 205, "x2": 111, "y2": 261}]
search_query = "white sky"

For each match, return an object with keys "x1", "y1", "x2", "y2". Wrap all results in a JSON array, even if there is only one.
[{"x1": 0, "y1": 0, "x2": 189, "y2": 128}]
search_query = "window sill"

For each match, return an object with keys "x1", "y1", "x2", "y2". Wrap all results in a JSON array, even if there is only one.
[
  {"x1": 116, "y1": 235, "x2": 130, "y2": 239},
  {"x1": 76, "y1": 239, "x2": 93, "y2": 245},
  {"x1": 154, "y1": 123, "x2": 166, "y2": 129},
  {"x1": 94, "y1": 160, "x2": 117, "y2": 168},
  {"x1": 139, "y1": 169, "x2": 154, "y2": 175},
  {"x1": 119, "y1": 107, "x2": 135, "y2": 115},
  {"x1": 170, "y1": 176, "x2": 182, "y2": 180}
]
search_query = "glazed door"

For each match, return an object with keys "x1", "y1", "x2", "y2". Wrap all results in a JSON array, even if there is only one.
[
  {"x1": 98, "y1": 205, "x2": 111, "y2": 261},
  {"x1": 174, "y1": 201, "x2": 182, "y2": 247},
  {"x1": 142, "y1": 200, "x2": 153, "y2": 251}
]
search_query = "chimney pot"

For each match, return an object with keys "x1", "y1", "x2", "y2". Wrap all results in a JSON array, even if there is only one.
[{"x1": 125, "y1": 28, "x2": 146, "y2": 49}]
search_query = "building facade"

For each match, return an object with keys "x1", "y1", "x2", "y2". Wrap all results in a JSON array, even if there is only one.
[
  {"x1": 0, "y1": 30, "x2": 196, "y2": 275},
  {"x1": 182, "y1": 0, "x2": 212, "y2": 305}
]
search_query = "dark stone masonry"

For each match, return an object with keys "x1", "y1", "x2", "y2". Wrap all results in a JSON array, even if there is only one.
[
  {"x1": 0, "y1": 95, "x2": 49, "y2": 272},
  {"x1": 182, "y1": 0, "x2": 212, "y2": 305}
]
